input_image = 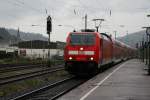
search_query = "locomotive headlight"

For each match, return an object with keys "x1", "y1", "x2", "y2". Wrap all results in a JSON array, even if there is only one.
[
  {"x1": 90, "y1": 57, "x2": 94, "y2": 60},
  {"x1": 80, "y1": 47, "x2": 83, "y2": 51},
  {"x1": 69, "y1": 57, "x2": 72, "y2": 60}
]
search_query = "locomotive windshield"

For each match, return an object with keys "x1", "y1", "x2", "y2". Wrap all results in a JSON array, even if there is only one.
[{"x1": 70, "y1": 33, "x2": 95, "y2": 45}]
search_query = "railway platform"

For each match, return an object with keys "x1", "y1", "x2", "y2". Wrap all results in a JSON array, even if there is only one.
[{"x1": 58, "y1": 59, "x2": 150, "y2": 100}]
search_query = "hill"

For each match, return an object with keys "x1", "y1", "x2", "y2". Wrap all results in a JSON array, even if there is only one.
[
  {"x1": 0, "y1": 28, "x2": 17, "y2": 46},
  {"x1": 0, "y1": 28, "x2": 48, "y2": 46},
  {"x1": 117, "y1": 30, "x2": 146, "y2": 48},
  {"x1": 7, "y1": 28, "x2": 48, "y2": 41},
  {"x1": 0, "y1": 27, "x2": 146, "y2": 48}
]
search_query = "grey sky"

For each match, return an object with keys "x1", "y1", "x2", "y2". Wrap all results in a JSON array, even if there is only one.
[{"x1": 0, "y1": 0, "x2": 150, "y2": 41}]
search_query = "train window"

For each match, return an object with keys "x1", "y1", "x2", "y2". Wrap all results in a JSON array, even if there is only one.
[
  {"x1": 100, "y1": 33, "x2": 112, "y2": 42},
  {"x1": 102, "y1": 34, "x2": 111, "y2": 41},
  {"x1": 103, "y1": 35, "x2": 108, "y2": 40},
  {"x1": 70, "y1": 33, "x2": 95, "y2": 45}
]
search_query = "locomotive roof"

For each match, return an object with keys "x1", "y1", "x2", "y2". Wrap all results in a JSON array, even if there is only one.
[
  {"x1": 68, "y1": 31, "x2": 136, "y2": 50},
  {"x1": 112, "y1": 39, "x2": 136, "y2": 50}
]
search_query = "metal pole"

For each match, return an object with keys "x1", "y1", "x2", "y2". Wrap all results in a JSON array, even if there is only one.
[
  {"x1": 48, "y1": 32, "x2": 51, "y2": 67},
  {"x1": 114, "y1": 31, "x2": 117, "y2": 40},
  {"x1": 17, "y1": 27, "x2": 20, "y2": 44},
  {"x1": 146, "y1": 15, "x2": 150, "y2": 74},
  {"x1": 142, "y1": 41, "x2": 144, "y2": 62},
  {"x1": 85, "y1": 14, "x2": 87, "y2": 30},
  {"x1": 140, "y1": 41, "x2": 141, "y2": 60},
  {"x1": 138, "y1": 43, "x2": 140, "y2": 59},
  {"x1": 47, "y1": 15, "x2": 52, "y2": 67},
  {"x1": 96, "y1": 27, "x2": 98, "y2": 32},
  {"x1": 143, "y1": 36, "x2": 145, "y2": 63},
  {"x1": 148, "y1": 35, "x2": 150, "y2": 74},
  {"x1": 31, "y1": 40, "x2": 32, "y2": 59},
  {"x1": 147, "y1": 35, "x2": 150, "y2": 66},
  {"x1": 146, "y1": 35, "x2": 148, "y2": 65},
  {"x1": 126, "y1": 31, "x2": 128, "y2": 44},
  {"x1": 16, "y1": 27, "x2": 20, "y2": 59},
  {"x1": 141, "y1": 41, "x2": 142, "y2": 61},
  {"x1": 144, "y1": 41, "x2": 145, "y2": 63}
]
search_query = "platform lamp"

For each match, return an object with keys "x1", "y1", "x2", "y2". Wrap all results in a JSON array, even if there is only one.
[
  {"x1": 143, "y1": 26, "x2": 150, "y2": 75},
  {"x1": 146, "y1": 14, "x2": 150, "y2": 74},
  {"x1": 146, "y1": 27, "x2": 150, "y2": 75}
]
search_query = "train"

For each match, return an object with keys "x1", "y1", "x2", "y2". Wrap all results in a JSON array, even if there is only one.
[{"x1": 64, "y1": 29, "x2": 136, "y2": 75}]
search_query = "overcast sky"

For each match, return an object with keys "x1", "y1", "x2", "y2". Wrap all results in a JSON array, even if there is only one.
[{"x1": 0, "y1": 0, "x2": 150, "y2": 41}]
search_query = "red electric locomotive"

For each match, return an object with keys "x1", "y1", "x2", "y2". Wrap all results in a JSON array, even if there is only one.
[{"x1": 64, "y1": 29, "x2": 135, "y2": 75}]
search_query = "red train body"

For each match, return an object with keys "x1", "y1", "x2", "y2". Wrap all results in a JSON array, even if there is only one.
[{"x1": 64, "y1": 31, "x2": 135, "y2": 75}]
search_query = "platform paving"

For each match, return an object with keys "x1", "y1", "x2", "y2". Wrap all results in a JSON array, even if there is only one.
[{"x1": 58, "y1": 59, "x2": 150, "y2": 100}]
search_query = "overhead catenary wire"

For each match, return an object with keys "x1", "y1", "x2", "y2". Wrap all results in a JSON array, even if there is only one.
[
  {"x1": 5, "y1": 0, "x2": 24, "y2": 8},
  {"x1": 76, "y1": 0, "x2": 110, "y2": 30},
  {"x1": 0, "y1": 0, "x2": 25, "y2": 20},
  {"x1": 3, "y1": 0, "x2": 112, "y2": 31},
  {"x1": 3, "y1": 0, "x2": 48, "y2": 29},
  {"x1": 5, "y1": 0, "x2": 45, "y2": 14}
]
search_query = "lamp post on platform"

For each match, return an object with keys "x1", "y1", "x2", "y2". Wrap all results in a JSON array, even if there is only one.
[
  {"x1": 143, "y1": 26, "x2": 150, "y2": 75},
  {"x1": 146, "y1": 27, "x2": 150, "y2": 75}
]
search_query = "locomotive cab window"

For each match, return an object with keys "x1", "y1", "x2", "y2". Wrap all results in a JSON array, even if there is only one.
[
  {"x1": 70, "y1": 33, "x2": 95, "y2": 45},
  {"x1": 101, "y1": 33, "x2": 112, "y2": 41}
]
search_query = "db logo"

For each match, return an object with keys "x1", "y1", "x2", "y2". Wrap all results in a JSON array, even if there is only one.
[{"x1": 78, "y1": 51, "x2": 84, "y2": 55}]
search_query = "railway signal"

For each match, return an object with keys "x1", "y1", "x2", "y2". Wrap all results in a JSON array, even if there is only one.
[
  {"x1": 47, "y1": 15, "x2": 52, "y2": 67},
  {"x1": 47, "y1": 16, "x2": 52, "y2": 33}
]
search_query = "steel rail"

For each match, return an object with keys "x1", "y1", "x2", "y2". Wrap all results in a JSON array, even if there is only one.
[
  {"x1": 0, "y1": 67, "x2": 64, "y2": 85},
  {"x1": 11, "y1": 76, "x2": 75, "y2": 100}
]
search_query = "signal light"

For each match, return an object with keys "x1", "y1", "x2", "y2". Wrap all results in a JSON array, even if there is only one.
[{"x1": 47, "y1": 16, "x2": 52, "y2": 33}]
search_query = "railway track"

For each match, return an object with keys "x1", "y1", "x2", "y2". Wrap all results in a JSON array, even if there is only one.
[
  {"x1": 0, "y1": 64, "x2": 46, "y2": 73},
  {"x1": 0, "y1": 62, "x2": 47, "y2": 67},
  {"x1": 10, "y1": 76, "x2": 87, "y2": 100},
  {"x1": 0, "y1": 67, "x2": 65, "y2": 86},
  {"x1": 1, "y1": 61, "x2": 125, "y2": 100}
]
